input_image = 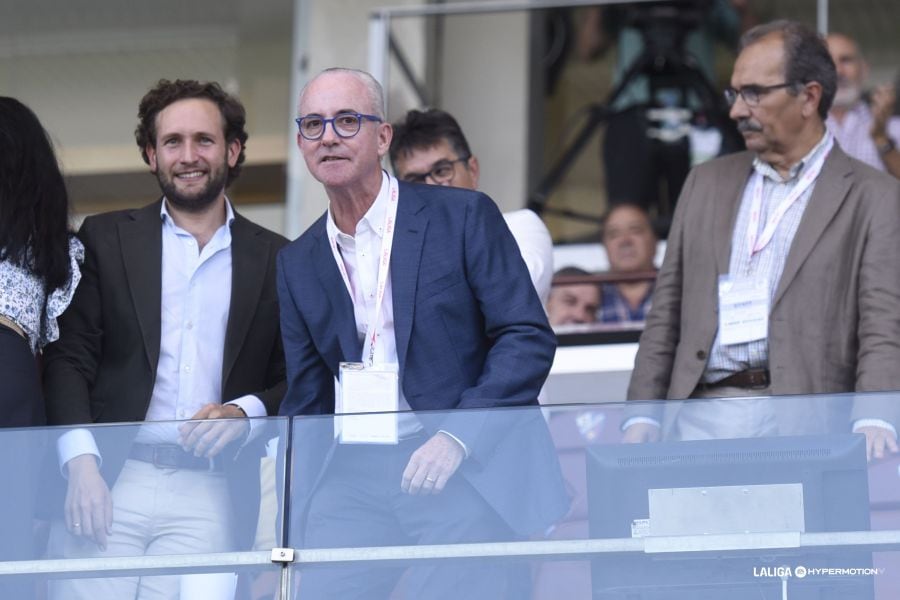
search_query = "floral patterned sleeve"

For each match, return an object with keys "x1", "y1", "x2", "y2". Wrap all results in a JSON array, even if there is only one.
[{"x1": 39, "y1": 235, "x2": 85, "y2": 350}]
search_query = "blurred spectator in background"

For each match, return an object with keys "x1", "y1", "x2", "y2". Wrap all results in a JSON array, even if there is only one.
[
  {"x1": 826, "y1": 33, "x2": 900, "y2": 178},
  {"x1": 547, "y1": 267, "x2": 600, "y2": 327},
  {"x1": 390, "y1": 108, "x2": 554, "y2": 304},
  {"x1": 577, "y1": 0, "x2": 753, "y2": 233},
  {"x1": 598, "y1": 203, "x2": 657, "y2": 323},
  {"x1": 0, "y1": 96, "x2": 83, "y2": 599}
]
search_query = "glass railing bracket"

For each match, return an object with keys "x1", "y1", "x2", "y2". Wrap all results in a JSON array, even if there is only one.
[{"x1": 270, "y1": 548, "x2": 295, "y2": 564}]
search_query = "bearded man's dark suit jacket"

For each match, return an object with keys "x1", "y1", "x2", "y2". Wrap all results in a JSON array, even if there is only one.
[
  {"x1": 627, "y1": 144, "x2": 900, "y2": 436},
  {"x1": 277, "y1": 181, "x2": 568, "y2": 543},
  {"x1": 42, "y1": 200, "x2": 288, "y2": 546}
]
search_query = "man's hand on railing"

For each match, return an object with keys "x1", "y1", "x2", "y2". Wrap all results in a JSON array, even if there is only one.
[
  {"x1": 621, "y1": 422, "x2": 661, "y2": 444},
  {"x1": 178, "y1": 403, "x2": 249, "y2": 458},
  {"x1": 401, "y1": 432, "x2": 464, "y2": 495},
  {"x1": 857, "y1": 425, "x2": 899, "y2": 462},
  {"x1": 64, "y1": 454, "x2": 113, "y2": 551}
]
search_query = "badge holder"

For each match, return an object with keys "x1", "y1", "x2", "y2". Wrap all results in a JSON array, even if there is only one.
[
  {"x1": 335, "y1": 362, "x2": 399, "y2": 444},
  {"x1": 718, "y1": 275, "x2": 770, "y2": 346}
]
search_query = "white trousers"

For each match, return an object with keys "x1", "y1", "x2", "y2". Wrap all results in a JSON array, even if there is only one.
[{"x1": 47, "y1": 458, "x2": 235, "y2": 600}]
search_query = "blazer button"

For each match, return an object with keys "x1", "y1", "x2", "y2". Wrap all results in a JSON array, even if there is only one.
[{"x1": 696, "y1": 350, "x2": 707, "y2": 360}]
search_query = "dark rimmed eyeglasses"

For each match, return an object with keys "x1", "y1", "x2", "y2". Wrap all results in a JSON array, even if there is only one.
[
  {"x1": 724, "y1": 82, "x2": 797, "y2": 107},
  {"x1": 400, "y1": 156, "x2": 471, "y2": 185},
  {"x1": 295, "y1": 112, "x2": 383, "y2": 140}
]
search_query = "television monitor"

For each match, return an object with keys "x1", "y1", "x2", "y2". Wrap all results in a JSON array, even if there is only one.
[{"x1": 587, "y1": 434, "x2": 873, "y2": 599}]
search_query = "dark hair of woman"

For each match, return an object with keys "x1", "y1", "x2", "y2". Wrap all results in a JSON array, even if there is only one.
[{"x1": 0, "y1": 97, "x2": 72, "y2": 292}]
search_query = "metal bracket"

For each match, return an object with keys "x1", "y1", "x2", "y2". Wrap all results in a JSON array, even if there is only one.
[{"x1": 270, "y1": 548, "x2": 295, "y2": 563}]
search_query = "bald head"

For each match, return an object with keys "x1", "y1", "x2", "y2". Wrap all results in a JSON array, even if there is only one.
[{"x1": 298, "y1": 68, "x2": 385, "y2": 120}]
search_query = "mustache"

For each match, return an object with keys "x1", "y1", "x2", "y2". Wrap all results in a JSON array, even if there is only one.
[{"x1": 736, "y1": 118, "x2": 763, "y2": 133}]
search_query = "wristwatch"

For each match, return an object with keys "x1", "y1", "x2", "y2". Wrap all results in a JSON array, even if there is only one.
[{"x1": 876, "y1": 137, "x2": 896, "y2": 156}]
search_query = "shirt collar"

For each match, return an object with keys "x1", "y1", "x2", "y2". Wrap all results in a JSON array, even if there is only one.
[
  {"x1": 753, "y1": 130, "x2": 832, "y2": 183},
  {"x1": 325, "y1": 170, "x2": 390, "y2": 244},
  {"x1": 159, "y1": 197, "x2": 236, "y2": 229}
]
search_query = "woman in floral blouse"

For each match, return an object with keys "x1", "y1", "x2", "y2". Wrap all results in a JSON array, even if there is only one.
[
  {"x1": 0, "y1": 97, "x2": 83, "y2": 428},
  {"x1": 0, "y1": 97, "x2": 84, "y2": 594}
]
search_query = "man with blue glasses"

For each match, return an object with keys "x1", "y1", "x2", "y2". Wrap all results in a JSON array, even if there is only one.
[{"x1": 277, "y1": 67, "x2": 567, "y2": 600}]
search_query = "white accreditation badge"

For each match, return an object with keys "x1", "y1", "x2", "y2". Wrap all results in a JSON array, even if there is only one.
[
  {"x1": 717, "y1": 275, "x2": 769, "y2": 345},
  {"x1": 335, "y1": 363, "x2": 399, "y2": 445}
]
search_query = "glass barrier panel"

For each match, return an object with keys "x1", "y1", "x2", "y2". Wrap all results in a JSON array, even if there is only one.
[
  {"x1": 5, "y1": 564, "x2": 283, "y2": 600},
  {"x1": 286, "y1": 405, "x2": 568, "y2": 599},
  {"x1": 0, "y1": 417, "x2": 289, "y2": 599},
  {"x1": 285, "y1": 394, "x2": 900, "y2": 599}
]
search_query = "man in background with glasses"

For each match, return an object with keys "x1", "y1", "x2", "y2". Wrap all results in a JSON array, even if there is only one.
[
  {"x1": 278, "y1": 67, "x2": 566, "y2": 600},
  {"x1": 388, "y1": 108, "x2": 554, "y2": 305},
  {"x1": 624, "y1": 20, "x2": 900, "y2": 459}
]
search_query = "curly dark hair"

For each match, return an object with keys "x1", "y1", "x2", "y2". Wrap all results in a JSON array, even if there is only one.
[
  {"x1": 135, "y1": 79, "x2": 248, "y2": 185},
  {"x1": 0, "y1": 97, "x2": 72, "y2": 293}
]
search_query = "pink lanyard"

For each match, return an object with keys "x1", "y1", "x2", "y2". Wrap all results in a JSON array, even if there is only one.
[
  {"x1": 746, "y1": 134, "x2": 834, "y2": 259},
  {"x1": 327, "y1": 172, "x2": 400, "y2": 366}
]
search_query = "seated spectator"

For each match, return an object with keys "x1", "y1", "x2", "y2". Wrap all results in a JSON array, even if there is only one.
[
  {"x1": 597, "y1": 203, "x2": 658, "y2": 323},
  {"x1": 547, "y1": 267, "x2": 600, "y2": 326}
]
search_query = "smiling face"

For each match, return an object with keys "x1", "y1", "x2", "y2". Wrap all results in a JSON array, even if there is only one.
[
  {"x1": 145, "y1": 98, "x2": 239, "y2": 213},
  {"x1": 296, "y1": 71, "x2": 392, "y2": 196}
]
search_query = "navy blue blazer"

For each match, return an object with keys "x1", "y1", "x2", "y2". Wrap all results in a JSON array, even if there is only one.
[{"x1": 277, "y1": 182, "x2": 568, "y2": 536}]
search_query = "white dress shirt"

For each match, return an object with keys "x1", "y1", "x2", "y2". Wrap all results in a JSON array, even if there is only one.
[
  {"x1": 325, "y1": 173, "x2": 469, "y2": 453},
  {"x1": 326, "y1": 173, "x2": 422, "y2": 439},
  {"x1": 58, "y1": 200, "x2": 266, "y2": 468}
]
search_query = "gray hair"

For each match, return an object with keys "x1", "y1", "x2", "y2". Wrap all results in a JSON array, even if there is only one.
[
  {"x1": 739, "y1": 20, "x2": 836, "y2": 120},
  {"x1": 298, "y1": 68, "x2": 386, "y2": 120}
]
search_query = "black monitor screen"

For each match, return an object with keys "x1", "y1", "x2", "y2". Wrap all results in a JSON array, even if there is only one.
[{"x1": 586, "y1": 434, "x2": 872, "y2": 599}]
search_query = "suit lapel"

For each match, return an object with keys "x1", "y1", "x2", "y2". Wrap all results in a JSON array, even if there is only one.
[
  {"x1": 772, "y1": 147, "x2": 852, "y2": 308},
  {"x1": 391, "y1": 185, "x2": 428, "y2": 372},
  {"x1": 312, "y1": 224, "x2": 361, "y2": 363},
  {"x1": 713, "y1": 153, "x2": 755, "y2": 275},
  {"x1": 222, "y1": 214, "x2": 268, "y2": 387},
  {"x1": 118, "y1": 202, "x2": 163, "y2": 372}
]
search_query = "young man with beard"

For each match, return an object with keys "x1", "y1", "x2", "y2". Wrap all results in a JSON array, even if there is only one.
[
  {"x1": 825, "y1": 33, "x2": 900, "y2": 178},
  {"x1": 43, "y1": 79, "x2": 287, "y2": 599}
]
